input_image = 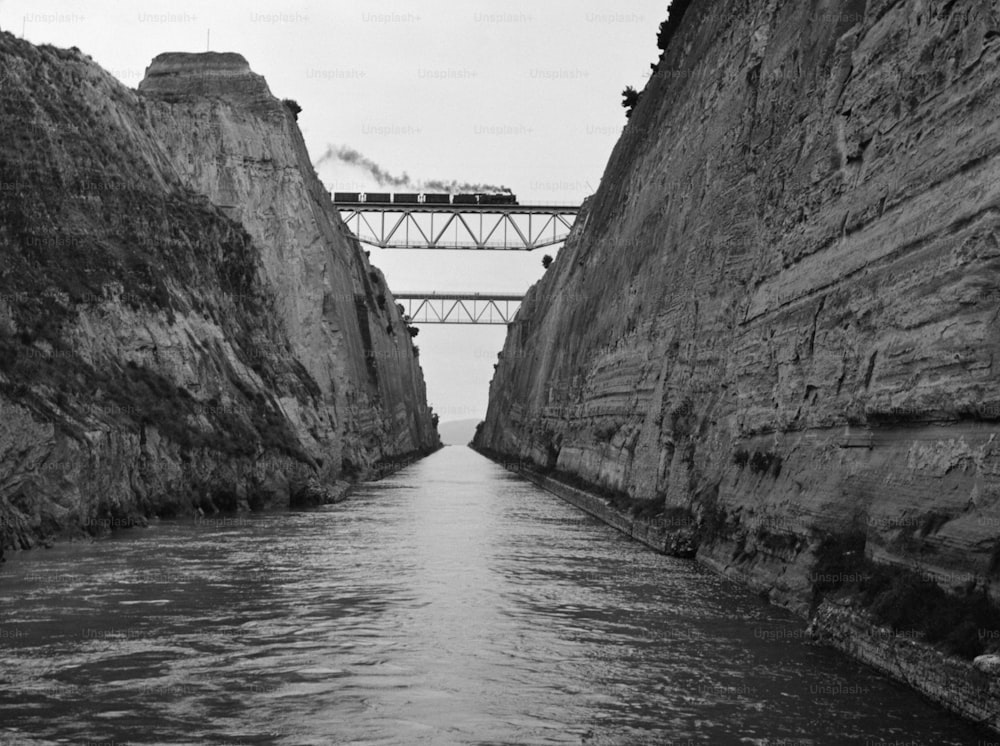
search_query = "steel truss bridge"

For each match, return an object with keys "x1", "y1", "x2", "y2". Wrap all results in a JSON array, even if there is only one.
[
  {"x1": 335, "y1": 202, "x2": 580, "y2": 251},
  {"x1": 395, "y1": 292, "x2": 523, "y2": 325}
]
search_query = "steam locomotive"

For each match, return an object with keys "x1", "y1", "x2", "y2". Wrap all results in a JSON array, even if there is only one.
[{"x1": 332, "y1": 191, "x2": 518, "y2": 206}]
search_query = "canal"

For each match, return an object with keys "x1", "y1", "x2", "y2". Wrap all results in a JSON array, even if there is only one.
[{"x1": 0, "y1": 447, "x2": 991, "y2": 745}]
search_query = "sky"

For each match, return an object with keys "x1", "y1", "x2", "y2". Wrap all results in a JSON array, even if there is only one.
[{"x1": 0, "y1": 0, "x2": 671, "y2": 423}]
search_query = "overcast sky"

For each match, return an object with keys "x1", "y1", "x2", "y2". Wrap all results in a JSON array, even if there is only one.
[{"x1": 1, "y1": 0, "x2": 671, "y2": 423}]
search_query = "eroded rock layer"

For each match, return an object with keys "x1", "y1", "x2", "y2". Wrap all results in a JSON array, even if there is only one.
[
  {"x1": 478, "y1": 0, "x2": 1000, "y2": 611},
  {"x1": 0, "y1": 38, "x2": 438, "y2": 552}
]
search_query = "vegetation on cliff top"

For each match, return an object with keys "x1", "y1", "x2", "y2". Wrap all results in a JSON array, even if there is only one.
[
  {"x1": 282, "y1": 98, "x2": 302, "y2": 120},
  {"x1": 621, "y1": 86, "x2": 642, "y2": 119},
  {"x1": 656, "y1": 0, "x2": 695, "y2": 53},
  {"x1": 620, "y1": 0, "x2": 696, "y2": 118}
]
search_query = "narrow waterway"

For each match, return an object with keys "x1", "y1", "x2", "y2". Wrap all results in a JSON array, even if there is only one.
[{"x1": 0, "y1": 447, "x2": 992, "y2": 745}]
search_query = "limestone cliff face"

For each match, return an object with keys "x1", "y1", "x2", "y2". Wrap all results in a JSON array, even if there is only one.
[
  {"x1": 478, "y1": 0, "x2": 1000, "y2": 610},
  {"x1": 137, "y1": 52, "x2": 438, "y2": 471},
  {"x1": 0, "y1": 38, "x2": 437, "y2": 553}
]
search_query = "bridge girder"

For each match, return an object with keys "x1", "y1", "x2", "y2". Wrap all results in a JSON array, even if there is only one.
[
  {"x1": 395, "y1": 293, "x2": 523, "y2": 324},
  {"x1": 336, "y1": 204, "x2": 579, "y2": 251}
]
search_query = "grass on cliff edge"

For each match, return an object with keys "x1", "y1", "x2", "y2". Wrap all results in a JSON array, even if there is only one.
[{"x1": 812, "y1": 531, "x2": 1000, "y2": 659}]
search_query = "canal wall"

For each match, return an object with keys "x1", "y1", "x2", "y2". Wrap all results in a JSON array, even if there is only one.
[
  {"x1": 476, "y1": 0, "x2": 1000, "y2": 606},
  {"x1": 809, "y1": 602, "x2": 1000, "y2": 733},
  {"x1": 487, "y1": 455, "x2": 697, "y2": 558},
  {"x1": 474, "y1": 0, "x2": 1000, "y2": 732}
]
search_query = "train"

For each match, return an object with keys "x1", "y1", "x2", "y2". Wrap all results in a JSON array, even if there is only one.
[{"x1": 332, "y1": 191, "x2": 518, "y2": 206}]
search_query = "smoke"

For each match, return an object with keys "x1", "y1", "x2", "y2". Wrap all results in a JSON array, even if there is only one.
[
  {"x1": 316, "y1": 145, "x2": 412, "y2": 188},
  {"x1": 420, "y1": 178, "x2": 512, "y2": 194},
  {"x1": 314, "y1": 144, "x2": 511, "y2": 193}
]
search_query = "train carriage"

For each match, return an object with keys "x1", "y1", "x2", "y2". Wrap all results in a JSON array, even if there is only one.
[{"x1": 333, "y1": 191, "x2": 518, "y2": 206}]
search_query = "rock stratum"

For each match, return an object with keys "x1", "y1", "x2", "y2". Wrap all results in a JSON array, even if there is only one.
[
  {"x1": 0, "y1": 38, "x2": 438, "y2": 553},
  {"x1": 477, "y1": 0, "x2": 1000, "y2": 716}
]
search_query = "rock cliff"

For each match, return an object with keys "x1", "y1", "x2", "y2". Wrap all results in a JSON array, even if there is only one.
[
  {"x1": 478, "y1": 0, "x2": 1000, "y2": 617},
  {"x1": 0, "y1": 37, "x2": 438, "y2": 553}
]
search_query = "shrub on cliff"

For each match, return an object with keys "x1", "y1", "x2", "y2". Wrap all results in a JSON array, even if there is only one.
[
  {"x1": 621, "y1": 86, "x2": 641, "y2": 118},
  {"x1": 542, "y1": 254, "x2": 553, "y2": 269},
  {"x1": 656, "y1": 0, "x2": 694, "y2": 52},
  {"x1": 282, "y1": 98, "x2": 302, "y2": 120},
  {"x1": 748, "y1": 450, "x2": 781, "y2": 477}
]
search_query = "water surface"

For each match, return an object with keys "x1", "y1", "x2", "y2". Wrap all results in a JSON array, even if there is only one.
[{"x1": 0, "y1": 447, "x2": 991, "y2": 745}]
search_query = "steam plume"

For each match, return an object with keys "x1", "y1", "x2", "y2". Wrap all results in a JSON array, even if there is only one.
[{"x1": 315, "y1": 145, "x2": 511, "y2": 193}]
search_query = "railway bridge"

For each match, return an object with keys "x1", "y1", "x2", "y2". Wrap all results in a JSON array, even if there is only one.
[
  {"x1": 333, "y1": 191, "x2": 582, "y2": 324},
  {"x1": 333, "y1": 192, "x2": 580, "y2": 251},
  {"x1": 393, "y1": 292, "x2": 523, "y2": 325}
]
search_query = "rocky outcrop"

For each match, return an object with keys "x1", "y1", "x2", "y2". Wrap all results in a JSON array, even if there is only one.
[
  {"x1": 137, "y1": 52, "x2": 269, "y2": 103},
  {"x1": 477, "y1": 0, "x2": 1000, "y2": 708},
  {"x1": 0, "y1": 37, "x2": 437, "y2": 553}
]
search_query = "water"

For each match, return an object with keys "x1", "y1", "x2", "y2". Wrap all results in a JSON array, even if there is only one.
[{"x1": 0, "y1": 447, "x2": 992, "y2": 745}]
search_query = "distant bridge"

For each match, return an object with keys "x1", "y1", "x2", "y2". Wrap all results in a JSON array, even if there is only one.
[
  {"x1": 334, "y1": 198, "x2": 580, "y2": 251},
  {"x1": 395, "y1": 292, "x2": 523, "y2": 324}
]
